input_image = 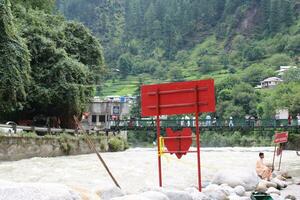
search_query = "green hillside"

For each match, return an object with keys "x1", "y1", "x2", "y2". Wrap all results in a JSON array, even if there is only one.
[{"x1": 57, "y1": 0, "x2": 300, "y2": 119}]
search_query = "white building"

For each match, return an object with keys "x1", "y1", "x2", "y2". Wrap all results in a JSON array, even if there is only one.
[
  {"x1": 260, "y1": 77, "x2": 283, "y2": 88},
  {"x1": 276, "y1": 66, "x2": 297, "y2": 76},
  {"x1": 275, "y1": 109, "x2": 289, "y2": 120},
  {"x1": 85, "y1": 97, "x2": 132, "y2": 130}
]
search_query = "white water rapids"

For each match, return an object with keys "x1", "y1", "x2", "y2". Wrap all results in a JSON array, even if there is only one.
[{"x1": 0, "y1": 147, "x2": 299, "y2": 194}]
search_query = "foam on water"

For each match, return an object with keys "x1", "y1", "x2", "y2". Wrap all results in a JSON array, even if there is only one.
[{"x1": 0, "y1": 147, "x2": 299, "y2": 194}]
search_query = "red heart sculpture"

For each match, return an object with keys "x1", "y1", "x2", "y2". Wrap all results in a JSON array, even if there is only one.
[{"x1": 164, "y1": 128, "x2": 192, "y2": 159}]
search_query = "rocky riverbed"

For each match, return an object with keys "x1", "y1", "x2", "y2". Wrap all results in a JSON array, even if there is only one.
[{"x1": 0, "y1": 147, "x2": 299, "y2": 199}]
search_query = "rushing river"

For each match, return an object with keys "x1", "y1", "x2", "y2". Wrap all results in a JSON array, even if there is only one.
[{"x1": 0, "y1": 147, "x2": 299, "y2": 194}]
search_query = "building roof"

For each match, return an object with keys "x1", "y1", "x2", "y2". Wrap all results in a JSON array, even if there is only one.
[{"x1": 261, "y1": 77, "x2": 283, "y2": 82}]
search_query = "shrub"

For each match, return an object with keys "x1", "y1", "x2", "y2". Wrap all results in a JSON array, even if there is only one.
[{"x1": 108, "y1": 137, "x2": 126, "y2": 152}]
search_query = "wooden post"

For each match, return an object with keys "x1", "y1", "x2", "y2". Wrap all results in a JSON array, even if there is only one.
[{"x1": 74, "y1": 116, "x2": 121, "y2": 188}]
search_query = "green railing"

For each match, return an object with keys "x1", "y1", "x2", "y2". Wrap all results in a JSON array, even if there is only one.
[{"x1": 109, "y1": 118, "x2": 299, "y2": 128}]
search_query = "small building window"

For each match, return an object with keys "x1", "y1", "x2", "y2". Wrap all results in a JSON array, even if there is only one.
[
  {"x1": 99, "y1": 115, "x2": 106, "y2": 122},
  {"x1": 92, "y1": 115, "x2": 97, "y2": 123}
]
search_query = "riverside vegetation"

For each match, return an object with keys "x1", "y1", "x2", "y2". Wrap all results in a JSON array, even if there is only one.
[{"x1": 128, "y1": 130, "x2": 300, "y2": 149}]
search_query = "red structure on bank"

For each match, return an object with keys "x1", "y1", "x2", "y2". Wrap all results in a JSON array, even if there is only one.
[{"x1": 141, "y1": 79, "x2": 216, "y2": 191}]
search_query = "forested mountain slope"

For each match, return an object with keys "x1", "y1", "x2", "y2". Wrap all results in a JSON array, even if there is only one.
[{"x1": 57, "y1": 0, "x2": 300, "y2": 119}]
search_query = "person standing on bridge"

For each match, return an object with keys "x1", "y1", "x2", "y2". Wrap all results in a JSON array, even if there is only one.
[
  {"x1": 205, "y1": 115, "x2": 211, "y2": 126},
  {"x1": 229, "y1": 116, "x2": 234, "y2": 127},
  {"x1": 297, "y1": 113, "x2": 300, "y2": 126}
]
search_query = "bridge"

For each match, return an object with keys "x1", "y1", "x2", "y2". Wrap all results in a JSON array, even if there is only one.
[
  {"x1": 0, "y1": 118, "x2": 299, "y2": 135},
  {"x1": 109, "y1": 118, "x2": 300, "y2": 132}
]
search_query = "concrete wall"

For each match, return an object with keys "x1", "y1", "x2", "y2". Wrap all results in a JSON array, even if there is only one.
[{"x1": 0, "y1": 135, "x2": 110, "y2": 161}]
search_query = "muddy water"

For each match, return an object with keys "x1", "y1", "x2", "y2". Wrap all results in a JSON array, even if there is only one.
[{"x1": 0, "y1": 147, "x2": 299, "y2": 193}]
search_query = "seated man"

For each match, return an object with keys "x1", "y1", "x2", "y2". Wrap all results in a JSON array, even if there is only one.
[{"x1": 256, "y1": 152, "x2": 272, "y2": 181}]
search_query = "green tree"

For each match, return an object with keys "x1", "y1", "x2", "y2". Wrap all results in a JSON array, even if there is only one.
[
  {"x1": 13, "y1": 7, "x2": 105, "y2": 127},
  {"x1": 0, "y1": 0, "x2": 30, "y2": 116},
  {"x1": 168, "y1": 66, "x2": 184, "y2": 81},
  {"x1": 118, "y1": 53, "x2": 133, "y2": 78},
  {"x1": 283, "y1": 68, "x2": 300, "y2": 83}
]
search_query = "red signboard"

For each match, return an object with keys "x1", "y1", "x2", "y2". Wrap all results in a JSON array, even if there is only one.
[
  {"x1": 140, "y1": 79, "x2": 216, "y2": 192},
  {"x1": 141, "y1": 79, "x2": 215, "y2": 116},
  {"x1": 274, "y1": 132, "x2": 288, "y2": 144}
]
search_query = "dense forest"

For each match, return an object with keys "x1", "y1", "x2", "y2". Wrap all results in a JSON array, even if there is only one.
[
  {"x1": 58, "y1": 0, "x2": 300, "y2": 119},
  {"x1": 0, "y1": 0, "x2": 105, "y2": 127}
]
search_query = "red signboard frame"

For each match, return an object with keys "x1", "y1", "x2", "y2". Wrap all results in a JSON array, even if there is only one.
[
  {"x1": 141, "y1": 79, "x2": 215, "y2": 191},
  {"x1": 141, "y1": 79, "x2": 215, "y2": 116},
  {"x1": 274, "y1": 132, "x2": 288, "y2": 144},
  {"x1": 272, "y1": 132, "x2": 288, "y2": 171}
]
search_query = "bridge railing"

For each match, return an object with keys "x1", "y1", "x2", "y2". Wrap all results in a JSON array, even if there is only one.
[{"x1": 109, "y1": 118, "x2": 299, "y2": 128}]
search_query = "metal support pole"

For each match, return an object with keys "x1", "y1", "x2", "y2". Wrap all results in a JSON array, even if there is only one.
[
  {"x1": 195, "y1": 86, "x2": 202, "y2": 192},
  {"x1": 156, "y1": 88, "x2": 162, "y2": 187},
  {"x1": 272, "y1": 144, "x2": 277, "y2": 171},
  {"x1": 278, "y1": 144, "x2": 283, "y2": 171}
]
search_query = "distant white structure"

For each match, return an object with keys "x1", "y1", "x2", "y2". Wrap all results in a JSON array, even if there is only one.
[
  {"x1": 275, "y1": 109, "x2": 289, "y2": 119},
  {"x1": 276, "y1": 66, "x2": 297, "y2": 76},
  {"x1": 85, "y1": 96, "x2": 133, "y2": 130},
  {"x1": 260, "y1": 77, "x2": 283, "y2": 88}
]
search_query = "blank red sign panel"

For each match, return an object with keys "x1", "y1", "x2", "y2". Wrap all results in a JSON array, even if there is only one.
[
  {"x1": 274, "y1": 132, "x2": 288, "y2": 144},
  {"x1": 141, "y1": 79, "x2": 215, "y2": 116}
]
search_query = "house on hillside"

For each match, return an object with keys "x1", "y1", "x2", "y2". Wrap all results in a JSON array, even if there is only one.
[
  {"x1": 260, "y1": 77, "x2": 283, "y2": 89},
  {"x1": 276, "y1": 66, "x2": 297, "y2": 76}
]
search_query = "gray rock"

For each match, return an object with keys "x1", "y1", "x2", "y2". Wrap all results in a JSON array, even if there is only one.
[
  {"x1": 219, "y1": 184, "x2": 235, "y2": 196},
  {"x1": 266, "y1": 187, "x2": 281, "y2": 195},
  {"x1": 212, "y1": 169, "x2": 259, "y2": 190},
  {"x1": 270, "y1": 193, "x2": 283, "y2": 200},
  {"x1": 111, "y1": 194, "x2": 150, "y2": 200},
  {"x1": 271, "y1": 178, "x2": 287, "y2": 189},
  {"x1": 184, "y1": 187, "x2": 210, "y2": 200},
  {"x1": 203, "y1": 185, "x2": 228, "y2": 200},
  {"x1": 141, "y1": 191, "x2": 169, "y2": 200},
  {"x1": 284, "y1": 195, "x2": 296, "y2": 200},
  {"x1": 162, "y1": 189, "x2": 193, "y2": 200},
  {"x1": 98, "y1": 186, "x2": 125, "y2": 200},
  {"x1": 234, "y1": 185, "x2": 245, "y2": 196},
  {"x1": 228, "y1": 194, "x2": 241, "y2": 200}
]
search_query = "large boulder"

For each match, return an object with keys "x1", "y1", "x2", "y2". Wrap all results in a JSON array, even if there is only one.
[
  {"x1": 111, "y1": 194, "x2": 150, "y2": 200},
  {"x1": 271, "y1": 178, "x2": 287, "y2": 189},
  {"x1": 203, "y1": 184, "x2": 228, "y2": 200},
  {"x1": 212, "y1": 169, "x2": 259, "y2": 190},
  {"x1": 0, "y1": 181, "x2": 81, "y2": 200},
  {"x1": 184, "y1": 187, "x2": 210, "y2": 200},
  {"x1": 96, "y1": 186, "x2": 124, "y2": 200},
  {"x1": 140, "y1": 191, "x2": 169, "y2": 200},
  {"x1": 162, "y1": 189, "x2": 192, "y2": 200},
  {"x1": 266, "y1": 187, "x2": 281, "y2": 195},
  {"x1": 234, "y1": 186, "x2": 245, "y2": 196},
  {"x1": 256, "y1": 180, "x2": 277, "y2": 192}
]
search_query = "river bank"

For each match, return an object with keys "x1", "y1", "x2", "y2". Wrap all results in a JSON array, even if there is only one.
[{"x1": 0, "y1": 133, "x2": 128, "y2": 161}]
